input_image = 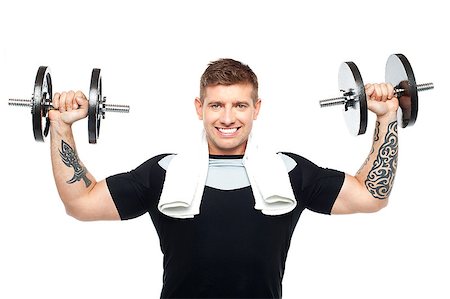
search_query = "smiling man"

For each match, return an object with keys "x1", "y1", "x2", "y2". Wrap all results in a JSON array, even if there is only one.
[
  {"x1": 49, "y1": 58, "x2": 398, "y2": 298},
  {"x1": 195, "y1": 76, "x2": 261, "y2": 155}
]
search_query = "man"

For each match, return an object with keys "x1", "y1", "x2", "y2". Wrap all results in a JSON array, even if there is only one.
[{"x1": 49, "y1": 58, "x2": 398, "y2": 298}]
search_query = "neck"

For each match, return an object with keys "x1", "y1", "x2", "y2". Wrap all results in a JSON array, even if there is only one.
[{"x1": 209, "y1": 154, "x2": 244, "y2": 159}]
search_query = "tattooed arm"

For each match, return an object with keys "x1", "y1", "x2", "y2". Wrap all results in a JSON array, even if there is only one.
[
  {"x1": 331, "y1": 83, "x2": 399, "y2": 214},
  {"x1": 49, "y1": 91, "x2": 120, "y2": 221}
]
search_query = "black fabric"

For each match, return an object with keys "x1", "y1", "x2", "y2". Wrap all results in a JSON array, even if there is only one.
[{"x1": 106, "y1": 152, "x2": 345, "y2": 298}]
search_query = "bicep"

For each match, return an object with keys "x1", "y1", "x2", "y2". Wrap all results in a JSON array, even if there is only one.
[
  {"x1": 331, "y1": 174, "x2": 388, "y2": 214},
  {"x1": 68, "y1": 180, "x2": 121, "y2": 221}
]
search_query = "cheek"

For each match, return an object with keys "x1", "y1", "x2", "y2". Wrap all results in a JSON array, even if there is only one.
[
  {"x1": 240, "y1": 112, "x2": 256, "y2": 123},
  {"x1": 203, "y1": 111, "x2": 216, "y2": 124}
]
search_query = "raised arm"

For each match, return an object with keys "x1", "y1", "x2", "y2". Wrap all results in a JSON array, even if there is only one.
[
  {"x1": 331, "y1": 83, "x2": 399, "y2": 214},
  {"x1": 49, "y1": 90, "x2": 120, "y2": 221}
]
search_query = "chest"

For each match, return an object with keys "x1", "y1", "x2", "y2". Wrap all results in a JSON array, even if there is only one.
[{"x1": 156, "y1": 187, "x2": 299, "y2": 258}]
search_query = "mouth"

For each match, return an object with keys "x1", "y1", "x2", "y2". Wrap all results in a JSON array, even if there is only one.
[{"x1": 216, "y1": 127, "x2": 240, "y2": 136}]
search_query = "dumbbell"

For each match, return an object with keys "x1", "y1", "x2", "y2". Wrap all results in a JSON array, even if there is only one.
[
  {"x1": 319, "y1": 54, "x2": 434, "y2": 135},
  {"x1": 8, "y1": 66, "x2": 130, "y2": 143}
]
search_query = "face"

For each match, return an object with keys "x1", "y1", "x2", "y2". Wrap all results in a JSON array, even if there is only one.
[{"x1": 195, "y1": 83, "x2": 261, "y2": 155}]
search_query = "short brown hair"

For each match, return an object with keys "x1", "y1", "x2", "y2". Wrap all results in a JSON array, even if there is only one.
[{"x1": 199, "y1": 58, "x2": 258, "y2": 102}]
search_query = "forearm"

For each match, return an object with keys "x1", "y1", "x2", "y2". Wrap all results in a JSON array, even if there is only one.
[
  {"x1": 50, "y1": 123, "x2": 97, "y2": 213},
  {"x1": 356, "y1": 113, "x2": 399, "y2": 200}
]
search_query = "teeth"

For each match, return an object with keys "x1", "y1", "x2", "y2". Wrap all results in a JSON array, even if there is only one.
[{"x1": 218, "y1": 128, "x2": 238, "y2": 134}]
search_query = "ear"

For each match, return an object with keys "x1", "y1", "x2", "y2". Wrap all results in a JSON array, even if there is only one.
[
  {"x1": 194, "y1": 97, "x2": 203, "y2": 120},
  {"x1": 253, "y1": 98, "x2": 262, "y2": 120}
]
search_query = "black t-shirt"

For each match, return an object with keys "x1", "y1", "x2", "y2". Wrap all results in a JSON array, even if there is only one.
[{"x1": 106, "y1": 152, "x2": 345, "y2": 298}]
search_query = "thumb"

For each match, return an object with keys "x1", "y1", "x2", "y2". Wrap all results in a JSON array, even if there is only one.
[
  {"x1": 75, "y1": 95, "x2": 89, "y2": 108},
  {"x1": 60, "y1": 108, "x2": 88, "y2": 124}
]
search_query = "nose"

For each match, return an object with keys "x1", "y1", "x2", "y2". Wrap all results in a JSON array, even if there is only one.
[{"x1": 220, "y1": 106, "x2": 236, "y2": 126}]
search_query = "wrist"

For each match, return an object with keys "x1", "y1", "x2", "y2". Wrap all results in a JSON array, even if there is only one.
[
  {"x1": 376, "y1": 111, "x2": 397, "y2": 123},
  {"x1": 50, "y1": 120, "x2": 73, "y2": 139}
]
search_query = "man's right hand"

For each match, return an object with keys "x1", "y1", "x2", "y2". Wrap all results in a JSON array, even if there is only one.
[{"x1": 49, "y1": 90, "x2": 89, "y2": 127}]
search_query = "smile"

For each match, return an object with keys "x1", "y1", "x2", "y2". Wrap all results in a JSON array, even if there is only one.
[{"x1": 217, "y1": 127, "x2": 240, "y2": 135}]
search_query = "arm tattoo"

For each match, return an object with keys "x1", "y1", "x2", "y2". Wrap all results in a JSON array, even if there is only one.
[
  {"x1": 357, "y1": 121, "x2": 380, "y2": 175},
  {"x1": 365, "y1": 121, "x2": 398, "y2": 200},
  {"x1": 59, "y1": 140, "x2": 92, "y2": 188}
]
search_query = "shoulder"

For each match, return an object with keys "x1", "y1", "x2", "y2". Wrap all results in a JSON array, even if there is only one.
[
  {"x1": 277, "y1": 152, "x2": 320, "y2": 171},
  {"x1": 157, "y1": 154, "x2": 176, "y2": 170},
  {"x1": 135, "y1": 153, "x2": 175, "y2": 171},
  {"x1": 130, "y1": 153, "x2": 175, "y2": 183},
  {"x1": 278, "y1": 152, "x2": 344, "y2": 186}
]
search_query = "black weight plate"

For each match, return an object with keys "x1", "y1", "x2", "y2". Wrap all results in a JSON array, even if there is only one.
[
  {"x1": 385, "y1": 54, "x2": 418, "y2": 128},
  {"x1": 338, "y1": 62, "x2": 367, "y2": 136},
  {"x1": 88, "y1": 68, "x2": 102, "y2": 144},
  {"x1": 32, "y1": 66, "x2": 52, "y2": 142}
]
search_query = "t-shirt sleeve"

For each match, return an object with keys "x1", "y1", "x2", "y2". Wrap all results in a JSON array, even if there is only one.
[
  {"x1": 282, "y1": 152, "x2": 345, "y2": 215},
  {"x1": 105, "y1": 154, "x2": 169, "y2": 220}
]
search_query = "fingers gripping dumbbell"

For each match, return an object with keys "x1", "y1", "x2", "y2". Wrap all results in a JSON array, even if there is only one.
[
  {"x1": 319, "y1": 54, "x2": 434, "y2": 135},
  {"x1": 8, "y1": 66, "x2": 130, "y2": 143}
]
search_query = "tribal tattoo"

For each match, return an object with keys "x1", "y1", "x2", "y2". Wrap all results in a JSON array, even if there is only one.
[
  {"x1": 59, "y1": 140, "x2": 92, "y2": 188},
  {"x1": 365, "y1": 121, "x2": 398, "y2": 200},
  {"x1": 357, "y1": 121, "x2": 380, "y2": 176}
]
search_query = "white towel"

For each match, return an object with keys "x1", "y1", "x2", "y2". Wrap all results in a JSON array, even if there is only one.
[
  {"x1": 158, "y1": 132, "x2": 297, "y2": 218},
  {"x1": 243, "y1": 139, "x2": 297, "y2": 216}
]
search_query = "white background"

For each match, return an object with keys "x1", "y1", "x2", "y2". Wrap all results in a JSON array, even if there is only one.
[{"x1": 1, "y1": 0, "x2": 449, "y2": 298}]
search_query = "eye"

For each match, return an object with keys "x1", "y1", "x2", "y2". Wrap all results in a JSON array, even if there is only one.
[
  {"x1": 236, "y1": 103, "x2": 248, "y2": 110},
  {"x1": 209, "y1": 103, "x2": 222, "y2": 110}
]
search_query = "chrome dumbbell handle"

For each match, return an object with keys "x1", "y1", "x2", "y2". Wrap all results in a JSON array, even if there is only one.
[
  {"x1": 8, "y1": 98, "x2": 34, "y2": 107},
  {"x1": 395, "y1": 82, "x2": 434, "y2": 95},
  {"x1": 103, "y1": 103, "x2": 130, "y2": 113},
  {"x1": 9, "y1": 98, "x2": 129, "y2": 113},
  {"x1": 319, "y1": 91, "x2": 359, "y2": 108},
  {"x1": 320, "y1": 82, "x2": 434, "y2": 108}
]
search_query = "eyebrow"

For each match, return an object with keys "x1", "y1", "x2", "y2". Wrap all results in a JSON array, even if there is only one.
[{"x1": 207, "y1": 99, "x2": 252, "y2": 105}]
